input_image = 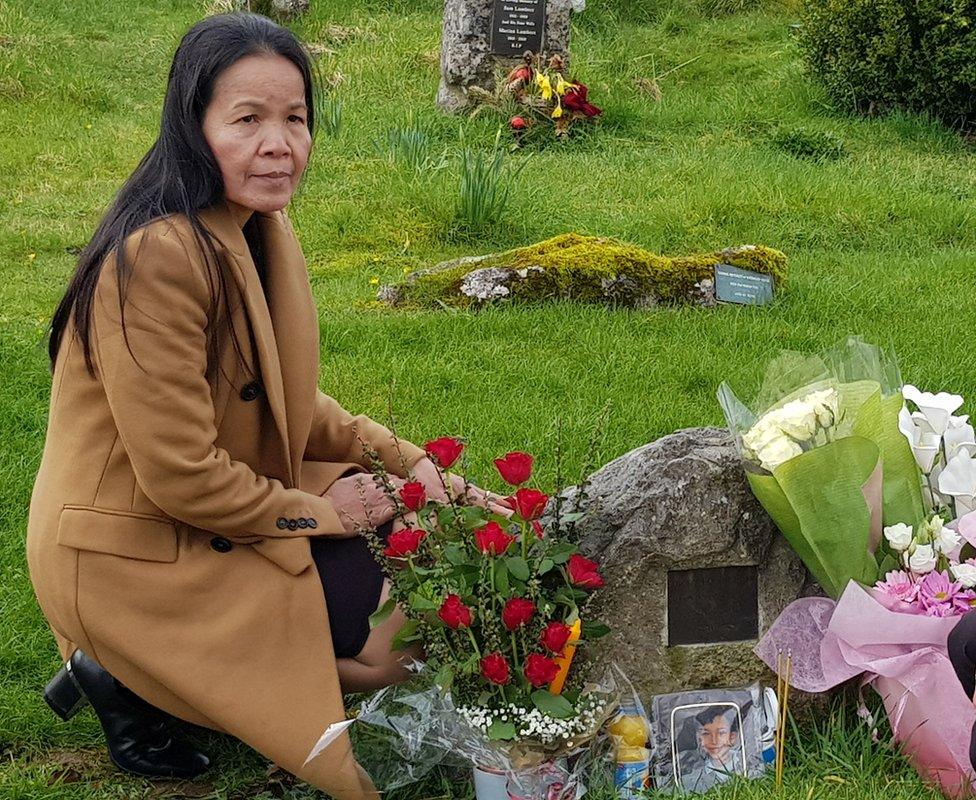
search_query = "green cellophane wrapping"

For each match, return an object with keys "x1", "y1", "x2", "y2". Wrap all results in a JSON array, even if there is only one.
[{"x1": 746, "y1": 436, "x2": 881, "y2": 599}]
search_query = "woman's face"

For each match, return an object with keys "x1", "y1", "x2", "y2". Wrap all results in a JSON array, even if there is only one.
[{"x1": 202, "y1": 53, "x2": 312, "y2": 214}]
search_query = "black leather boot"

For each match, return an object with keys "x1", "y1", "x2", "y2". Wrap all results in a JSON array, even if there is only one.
[{"x1": 43, "y1": 649, "x2": 212, "y2": 779}]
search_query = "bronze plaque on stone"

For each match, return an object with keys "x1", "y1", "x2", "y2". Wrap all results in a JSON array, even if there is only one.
[
  {"x1": 667, "y1": 566, "x2": 759, "y2": 646},
  {"x1": 490, "y1": 0, "x2": 546, "y2": 57}
]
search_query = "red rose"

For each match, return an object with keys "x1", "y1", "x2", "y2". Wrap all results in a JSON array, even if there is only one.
[
  {"x1": 567, "y1": 553, "x2": 604, "y2": 589},
  {"x1": 509, "y1": 116, "x2": 527, "y2": 130},
  {"x1": 523, "y1": 653, "x2": 560, "y2": 688},
  {"x1": 398, "y1": 481, "x2": 427, "y2": 512},
  {"x1": 383, "y1": 527, "x2": 425, "y2": 558},
  {"x1": 540, "y1": 621, "x2": 573, "y2": 653},
  {"x1": 507, "y1": 487, "x2": 548, "y2": 520},
  {"x1": 562, "y1": 82, "x2": 602, "y2": 117},
  {"x1": 424, "y1": 436, "x2": 464, "y2": 469},
  {"x1": 532, "y1": 520, "x2": 544, "y2": 539},
  {"x1": 437, "y1": 594, "x2": 473, "y2": 629},
  {"x1": 480, "y1": 652, "x2": 511, "y2": 685},
  {"x1": 474, "y1": 521, "x2": 516, "y2": 556},
  {"x1": 501, "y1": 597, "x2": 536, "y2": 631},
  {"x1": 493, "y1": 451, "x2": 534, "y2": 485}
]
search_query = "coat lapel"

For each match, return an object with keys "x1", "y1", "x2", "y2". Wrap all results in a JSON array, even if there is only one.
[{"x1": 197, "y1": 200, "x2": 319, "y2": 489}]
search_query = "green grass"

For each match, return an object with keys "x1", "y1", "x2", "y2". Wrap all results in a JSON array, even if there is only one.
[{"x1": 1, "y1": 0, "x2": 974, "y2": 796}]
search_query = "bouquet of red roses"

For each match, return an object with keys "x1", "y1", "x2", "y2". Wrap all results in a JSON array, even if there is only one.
[{"x1": 356, "y1": 434, "x2": 616, "y2": 768}]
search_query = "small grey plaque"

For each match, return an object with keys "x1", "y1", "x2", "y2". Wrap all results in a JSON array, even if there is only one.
[
  {"x1": 715, "y1": 263, "x2": 774, "y2": 306},
  {"x1": 490, "y1": 0, "x2": 546, "y2": 57}
]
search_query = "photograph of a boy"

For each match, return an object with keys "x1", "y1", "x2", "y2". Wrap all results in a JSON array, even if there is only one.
[{"x1": 675, "y1": 704, "x2": 746, "y2": 793}]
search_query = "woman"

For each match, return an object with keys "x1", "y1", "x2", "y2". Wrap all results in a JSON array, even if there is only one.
[{"x1": 27, "y1": 12, "x2": 507, "y2": 800}]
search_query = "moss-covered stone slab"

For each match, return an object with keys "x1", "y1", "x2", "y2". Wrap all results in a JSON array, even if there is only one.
[{"x1": 377, "y1": 233, "x2": 787, "y2": 310}]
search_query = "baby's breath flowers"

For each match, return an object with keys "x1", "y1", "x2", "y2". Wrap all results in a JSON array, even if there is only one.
[{"x1": 456, "y1": 694, "x2": 609, "y2": 747}]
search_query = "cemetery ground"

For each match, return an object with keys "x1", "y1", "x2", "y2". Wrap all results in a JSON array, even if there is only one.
[{"x1": 1, "y1": 0, "x2": 973, "y2": 797}]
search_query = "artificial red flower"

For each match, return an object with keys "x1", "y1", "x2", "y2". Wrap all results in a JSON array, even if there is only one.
[
  {"x1": 509, "y1": 116, "x2": 527, "y2": 131},
  {"x1": 523, "y1": 653, "x2": 560, "y2": 688},
  {"x1": 540, "y1": 621, "x2": 573, "y2": 654},
  {"x1": 424, "y1": 436, "x2": 464, "y2": 469},
  {"x1": 507, "y1": 487, "x2": 549, "y2": 520},
  {"x1": 502, "y1": 597, "x2": 536, "y2": 631},
  {"x1": 383, "y1": 528, "x2": 425, "y2": 558},
  {"x1": 567, "y1": 553, "x2": 604, "y2": 589},
  {"x1": 532, "y1": 520, "x2": 544, "y2": 539},
  {"x1": 480, "y1": 652, "x2": 511, "y2": 685},
  {"x1": 437, "y1": 594, "x2": 473, "y2": 629},
  {"x1": 474, "y1": 521, "x2": 516, "y2": 556},
  {"x1": 493, "y1": 451, "x2": 534, "y2": 485},
  {"x1": 399, "y1": 481, "x2": 427, "y2": 512},
  {"x1": 562, "y1": 82, "x2": 602, "y2": 117}
]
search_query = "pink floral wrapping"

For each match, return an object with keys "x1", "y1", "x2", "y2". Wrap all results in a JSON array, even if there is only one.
[{"x1": 756, "y1": 582, "x2": 976, "y2": 798}]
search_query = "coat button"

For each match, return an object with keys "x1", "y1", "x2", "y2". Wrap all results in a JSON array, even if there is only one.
[
  {"x1": 297, "y1": 518, "x2": 308, "y2": 529},
  {"x1": 276, "y1": 517, "x2": 289, "y2": 530},
  {"x1": 287, "y1": 519, "x2": 298, "y2": 531},
  {"x1": 210, "y1": 536, "x2": 233, "y2": 553},
  {"x1": 240, "y1": 380, "x2": 262, "y2": 402},
  {"x1": 307, "y1": 518, "x2": 317, "y2": 529}
]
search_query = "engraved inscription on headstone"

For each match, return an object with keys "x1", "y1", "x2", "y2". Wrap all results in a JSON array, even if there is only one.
[
  {"x1": 490, "y1": 0, "x2": 546, "y2": 57},
  {"x1": 667, "y1": 565, "x2": 760, "y2": 646},
  {"x1": 714, "y1": 263, "x2": 774, "y2": 306}
]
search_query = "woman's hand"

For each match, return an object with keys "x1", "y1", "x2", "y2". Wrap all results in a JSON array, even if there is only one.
[
  {"x1": 410, "y1": 457, "x2": 514, "y2": 518},
  {"x1": 323, "y1": 472, "x2": 402, "y2": 536}
]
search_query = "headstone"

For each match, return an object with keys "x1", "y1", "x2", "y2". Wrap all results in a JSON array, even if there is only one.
[
  {"x1": 437, "y1": 0, "x2": 577, "y2": 113},
  {"x1": 552, "y1": 427, "x2": 817, "y2": 700},
  {"x1": 714, "y1": 264, "x2": 775, "y2": 306}
]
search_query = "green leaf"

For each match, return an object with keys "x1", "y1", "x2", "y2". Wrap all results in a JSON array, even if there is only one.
[
  {"x1": 506, "y1": 556, "x2": 530, "y2": 581},
  {"x1": 494, "y1": 559, "x2": 510, "y2": 595},
  {"x1": 487, "y1": 719, "x2": 517, "y2": 740},
  {"x1": 368, "y1": 596, "x2": 396, "y2": 630},
  {"x1": 408, "y1": 592, "x2": 439, "y2": 611},
  {"x1": 390, "y1": 619, "x2": 421, "y2": 650},
  {"x1": 531, "y1": 690, "x2": 575, "y2": 719},
  {"x1": 434, "y1": 663, "x2": 454, "y2": 695},
  {"x1": 443, "y1": 543, "x2": 467, "y2": 565},
  {"x1": 538, "y1": 558, "x2": 554, "y2": 575},
  {"x1": 581, "y1": 620, "x2": 611, "y2": 640},
  {"x1": 548, "y1": 542, "x2": 576, "y2": 564}
]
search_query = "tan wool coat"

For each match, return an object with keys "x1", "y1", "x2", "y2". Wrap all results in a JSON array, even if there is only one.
[{"x1": 26, "y1": 197, "x2": 426, "y2": 799}]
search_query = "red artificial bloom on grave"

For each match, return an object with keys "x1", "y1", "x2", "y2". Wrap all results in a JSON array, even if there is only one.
[
  {"x1": 493, "y1": 451, "x2": 534, "y2": 486},
  {"x1": 540, "y1": 621, "x2": 573, "y2": 654},
  {"x1": 437, "y1": 594, "x2": 473, "y2": 629},
  {"x1": 567, "y1": 553, "x2": 604, "y2": 589},
  {"x1": 524, "y1": 653, "x2": 561, "y2": 688},
  {"x1": 532, "y1": 520, "x2": 545, "y2": 539},
  {"x1": 474, "y1": 521, "x2": 516, "y2": 556},
  {"x1": 562, "y1": 82, "x2": 602, "y2": 117},
  {"x1": 502, "y1": 597, "x2": 536, "y2": 631},
  {"x1": 382, "y1": 527, "x2": 426, "y2": 558},
  {"x1": 480, "y1": 652, "x2": 511, "y2": 685},
  {"x1": 509, "y1": 116, "x2": 527, "y2": 131},
  {"x1": 399, "y1": 481, "x2": 427, "y2": 512},
  {"x1": 507, "y1": 487, "x2": 549, "y2": 520},
  {"x1": 424, "y1": 436, "x2": 464, "y2": 469}
]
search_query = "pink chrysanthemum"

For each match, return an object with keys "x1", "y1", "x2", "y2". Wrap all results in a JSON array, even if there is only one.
[
  {"x1": 918, "y1": 571, "x2": 971, "y2": 616},
  {"x1": 876, "y1": 570, "x2": 920, "y2": 604}
]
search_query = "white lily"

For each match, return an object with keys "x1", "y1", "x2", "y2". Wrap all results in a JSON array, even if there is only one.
[
  {"x1": 903, "y1": 385, "x2": 964, "y2": 435},
  {"x1": 898, "y1": 406, "x2": 942, "y2": 473},
  {"x1": 938, "y1": 450, "x2": 976, "y2": 515},
  {"x1": 945, "y1": 415, "x2": 976, "y2": 461}
]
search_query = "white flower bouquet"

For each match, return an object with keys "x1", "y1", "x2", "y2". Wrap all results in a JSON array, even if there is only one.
[{"x1": 718, "y1": 337, "x2": 925, "y2": 598}]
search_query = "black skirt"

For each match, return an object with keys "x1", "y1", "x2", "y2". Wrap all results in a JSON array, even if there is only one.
[{"x1": 310, "y1": 516, "x2": 394, "y2": 659}]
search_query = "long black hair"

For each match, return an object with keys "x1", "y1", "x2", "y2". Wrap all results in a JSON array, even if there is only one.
[{"x1": 47, "y1": 11, "x2": 320, "y2": 379}]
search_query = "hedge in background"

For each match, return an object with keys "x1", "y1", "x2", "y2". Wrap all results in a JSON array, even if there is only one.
[{"x1": 799, "y1": 0, "x2": 976, "y2": 130}]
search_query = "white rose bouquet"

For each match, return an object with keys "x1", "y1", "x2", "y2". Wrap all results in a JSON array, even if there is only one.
[{"x1": 718, "y1": 337, "x2": 925, "y2": 598}]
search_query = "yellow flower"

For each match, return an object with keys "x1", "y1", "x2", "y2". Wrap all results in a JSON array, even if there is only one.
[
  {"x1": 551, "y1": 101, "x2": 563, "y2": 119},
  {"x1": 369, "y1": 277, "x2": 379, "y2": 285},
  {"x1": 403, "y1": 267, "x2": 411, "y2": 274},
  {"x1": 27, "y1": 252, "x2": 36, "y2": 262},
  {"x1": 555, "y1": 76, "x2": 576, "y2": 96},
  {"x1": 85, "y1": 123, "x2": 92, "y2": 130},
  {"x1": 535, "y1": 72, "x2": 553, "y2": 101}
]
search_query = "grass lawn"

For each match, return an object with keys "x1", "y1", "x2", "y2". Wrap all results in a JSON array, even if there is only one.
[{"x1": 1, "y1": 0, "x2": 973, "y2": 796}]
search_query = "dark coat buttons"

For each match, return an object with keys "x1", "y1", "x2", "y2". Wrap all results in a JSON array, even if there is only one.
[
  {"x1": 240, "y1": 380, "x2": 263, "y2": 402},
  {"x1": 287, "y1": 519, "x2": 298, "y2": 531},
  {"x1": 276, "y1": 517, "x2": 289, "y2": 529},
  {"x1": 297, "y1": 518, "x2": 308, "y2": 529},
  {"x1": 307, "y1": 518, "x2": 317, "y2": 529},
  {"x1": 210, "y1": 536, "x2": 233, "y2": 553}
]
